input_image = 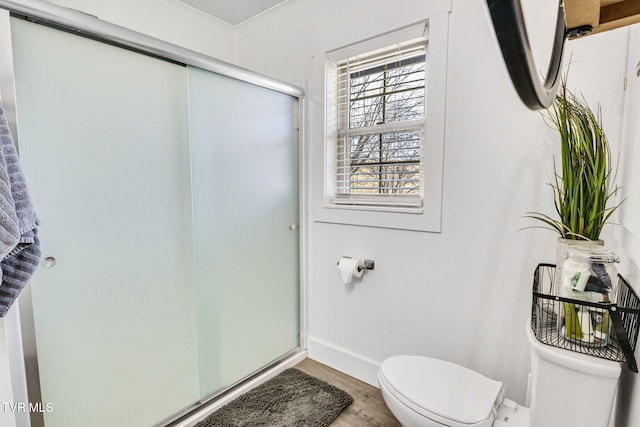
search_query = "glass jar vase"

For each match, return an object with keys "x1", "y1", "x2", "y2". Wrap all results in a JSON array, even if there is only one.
[{"x1": 558, "y1": 248, "x2": 620, "y2": 347}]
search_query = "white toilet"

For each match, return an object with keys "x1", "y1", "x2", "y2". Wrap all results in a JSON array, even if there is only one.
[{"x1": 378, "y1": 323, "x2": 622, "y2": 427}]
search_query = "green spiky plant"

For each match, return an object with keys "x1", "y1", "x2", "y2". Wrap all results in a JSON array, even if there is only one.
[{"x1": 527, "y1": 84, "x2": 622, "y2": 240}]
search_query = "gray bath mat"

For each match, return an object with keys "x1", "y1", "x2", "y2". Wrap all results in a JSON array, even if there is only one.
[{"x1": 195, "y1": 368, "x2": 353, "y2": 426}]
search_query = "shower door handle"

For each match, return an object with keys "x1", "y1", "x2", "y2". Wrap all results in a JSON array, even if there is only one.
[{"x1": 42, "y1": 256, "x2": 57, "y2": 268}]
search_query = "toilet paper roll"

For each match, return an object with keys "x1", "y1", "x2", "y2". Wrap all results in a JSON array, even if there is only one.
[{"x1": 338, "y1": 257, "x2": 364, "y2": 284}]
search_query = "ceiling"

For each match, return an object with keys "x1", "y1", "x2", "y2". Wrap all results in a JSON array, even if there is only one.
[
  {"x1": 186, "y1": 0, "x2": 640, "y2": 32},
  {"x1": 178, "y1": 0, "x2": 290, "y2": 25}
]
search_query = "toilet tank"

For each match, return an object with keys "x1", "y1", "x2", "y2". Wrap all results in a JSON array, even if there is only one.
[{"x1": 526, "y1": 324, "x2": 621, "y2": 427}]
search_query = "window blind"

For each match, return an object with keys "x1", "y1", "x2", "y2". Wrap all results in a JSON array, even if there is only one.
[{"x1": 330, "y1": 38, "x2": 427, "y2": 208}]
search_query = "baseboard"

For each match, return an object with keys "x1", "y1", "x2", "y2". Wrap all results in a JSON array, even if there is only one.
[
  {"x1": 170, "y1": 350, "x2": 307, "y2": 427},
  {"x1": 307, "y1": 337, "x2": 381, "y2": 388}
]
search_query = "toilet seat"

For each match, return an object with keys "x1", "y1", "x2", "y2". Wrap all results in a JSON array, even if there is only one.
[{"x1": 379, "y1": 355, "x2": 505, "y2": 426}]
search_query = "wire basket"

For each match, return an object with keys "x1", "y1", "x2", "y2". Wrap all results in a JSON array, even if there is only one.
[{"x1": 532, "y1": 263, "x2": 640, "y2": 372}]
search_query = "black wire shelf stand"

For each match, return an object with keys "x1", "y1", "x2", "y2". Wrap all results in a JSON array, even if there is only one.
[{"x1": 532, "y1": 264, "x2": 640, "y2": 372}]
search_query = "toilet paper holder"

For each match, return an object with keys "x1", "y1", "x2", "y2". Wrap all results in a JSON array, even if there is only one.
[{"x1": 337, "y1": 257, "x2": 375, "y2": 272}]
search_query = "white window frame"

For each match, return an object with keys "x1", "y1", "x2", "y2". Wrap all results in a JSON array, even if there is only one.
[
  {"x1": 333, "y1": 39, "x2": 426, "y2": 209},
  {"x1": 320, "y1": 14, "x2": 449, "y2": 232}
]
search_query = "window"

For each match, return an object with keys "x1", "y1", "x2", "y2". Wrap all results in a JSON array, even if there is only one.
[
  {"x1": 321, "y1": 16, "x2": 448, "y2": 232},
  {"x1": 333, "y1": 39, "x2": 427, "y2": 208}
]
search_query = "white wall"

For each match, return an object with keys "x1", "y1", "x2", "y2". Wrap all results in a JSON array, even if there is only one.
[
  {"x1": 610, "y1": 23, "x2": 640, "y2": 427},
  {"x1": 42, "y1": 0, "x2": 236, "y2": 62},
  {"x1": 234, "y1": 0, "x2": 632, "y2": 406}
]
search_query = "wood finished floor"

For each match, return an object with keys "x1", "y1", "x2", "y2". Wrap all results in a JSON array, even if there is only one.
[{"x1": 294, "y1": 358, "x2": 401, "y2": 427}]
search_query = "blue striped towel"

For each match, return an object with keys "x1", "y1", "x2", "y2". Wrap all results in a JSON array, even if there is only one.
[{"x1": 0, "y1": 103, "x2": 41, "y2": 317}]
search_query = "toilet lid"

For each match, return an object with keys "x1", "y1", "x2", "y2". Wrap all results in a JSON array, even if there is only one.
[{"x1": 379, "y1": 355, "x2": 504, "y2": 425}]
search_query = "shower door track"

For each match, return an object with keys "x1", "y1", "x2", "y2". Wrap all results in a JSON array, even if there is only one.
[
  {"x1": 0, "y1": 0, "x2": 303, "y2": 98},
  {"x1": 0, "y1": 2, "x2": 308, "y2": 426}
]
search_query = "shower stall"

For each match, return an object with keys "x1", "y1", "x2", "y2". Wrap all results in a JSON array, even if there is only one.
[{"x1": 0, "y1": 2, "x2": 303, "y2": 426}]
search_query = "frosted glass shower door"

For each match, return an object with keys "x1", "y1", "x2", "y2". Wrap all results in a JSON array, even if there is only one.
[
  {"x1": 188, "y1": 67, "x2": 300, "y2": 398},
  {"x1": 11, "y1": 18, "x2": 199, "y2": 427}
]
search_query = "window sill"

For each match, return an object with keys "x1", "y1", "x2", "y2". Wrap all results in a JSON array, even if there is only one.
[
  {"x1": 326, "y1": 202, "x2": 423, "y2": 215},
  {"x1": 314, "y1": 201, "x2": 441, "y2": 232}
]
